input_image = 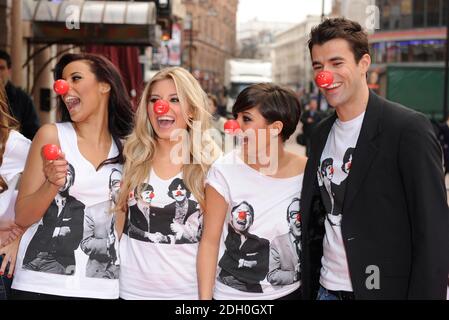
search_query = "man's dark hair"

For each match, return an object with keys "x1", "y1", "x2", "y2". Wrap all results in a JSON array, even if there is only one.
[
  {"x1": 308, "y1": 18, "x2": 370, "y2": 63},
  {"x1": 232, "y1": 83, "x2": 301, "y2": 142},
  {"x1": 341, "y1": 147, "x2": 355, "y2": 173},
  {"x1": 320, "y1": 158, "x2": 333, "y2": 177},
  {"x1": 0, "y1": 50, "x2": 11, "y2": 69},
  {"x1": 167, "y1": 178, "x2": 191, "y2": 200}
]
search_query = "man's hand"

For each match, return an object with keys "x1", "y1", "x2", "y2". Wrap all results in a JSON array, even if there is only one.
[{"x1": 58, "y1": 226, "x2": 71, "y2": 237}]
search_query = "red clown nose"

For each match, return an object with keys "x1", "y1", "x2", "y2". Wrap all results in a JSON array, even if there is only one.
[
  {"x1": 224, "y1": 119, "x2": 240, "y2": 134},
  {"x1": 296, "y1": 213, "x2": 301, "y2": 222},
  {"x1": 42, "y1": 144, "x2": 61, "y2": 161},
  {"x1": 53, "y1": 79, "x2": 69, "y2": 95},
  {"x1": 153, "y1": 100, "x2": 170, "y2": 115},
  {"x1": 149, "y1": 192, "x2": 155, "y2": 199},
  {"x1": 315, "y1": 71, "x2": 334, "y2": 88},
  {"x1": 176, "y1": 191, "x2": 183, "y2": 196},
  {"x1": 238, "y1": 211, "x2": 247, "y2": 220}
]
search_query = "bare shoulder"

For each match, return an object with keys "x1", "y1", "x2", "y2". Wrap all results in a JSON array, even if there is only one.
[
  {"x1": 33, "y1": 123, "x2": 59, "y2": 146},
  {"x1": 286, "y1": 151, "x2": 308, "y2": 176}
]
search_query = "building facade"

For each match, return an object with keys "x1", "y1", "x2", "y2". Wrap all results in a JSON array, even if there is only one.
[
  {"x1": 272, "y1": 15, "x2": 322, "y2": 94},
  {"x1": 181, "y1": 0, "x2": 238, "y2": 99}
]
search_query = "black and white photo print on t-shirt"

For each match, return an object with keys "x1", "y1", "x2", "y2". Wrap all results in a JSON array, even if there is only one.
[
  {"x1": 267, "y1": 197, "x2": 302, "y2": 286},
  {"x1": 126, "y1": 183, "x2": 163, "y2": 242},
  {"x1": 164, "y1": 178, "x2": 201, "y2": 244},
  {"x1": 218, "y1": 201, "x2": 270, "y2": 293},
  {"x1": 317, "y1": 147, "x2": 354, "y2": 226},
  {"x1": 79, "y1": 168, "x2": 121, "y2": 279},
  {"x1": 125, "y1": 178, "x2": 202, "y2": 244},
  {"x1": 22, "y1": 163, "x2": 86, "y2": 276}
]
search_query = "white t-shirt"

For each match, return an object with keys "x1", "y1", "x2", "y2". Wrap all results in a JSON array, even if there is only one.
[
  {"x1": 206, "y1": 150, "x2": 303, "y2": 300},
  {"x1": 318, "y1": 112, "x2": 365, "y2": 292},
  {"x1": 119, "y1": 169, "x2": 203, "y2": 300},
  {"x1": 0, "y1": 130, "x2": 30, "y2": 222},
  {"x1": 13, "y1": 122, "x2": 122, "y2": 299}
]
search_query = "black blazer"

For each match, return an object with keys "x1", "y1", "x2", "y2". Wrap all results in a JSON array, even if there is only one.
[
  {"x1": 300, "y1": 90, "x2": 449, "y2": 300},
  {"x1": 24, "y1": 196, "x2": 85, "y2": 268}
]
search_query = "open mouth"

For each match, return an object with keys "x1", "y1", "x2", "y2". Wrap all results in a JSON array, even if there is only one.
[
  {"x1": 325, "y1": 82, "x2": 342, "y2": 92},
  {"x1": 64, "y1": 96, "x2": 81, "y2": 112},
  {"x1": 157, "y1": 116, "x2": 175, "y2": 129},
  {"x1": 237, "y1": 219, "x2": 246, "y2": 226}
]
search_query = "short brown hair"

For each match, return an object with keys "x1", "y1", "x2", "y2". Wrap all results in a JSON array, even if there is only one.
[
  {"x1": 308, "y1": 18, "x2": 369, "y2": 63},
  {"x1": 232, "y1": 83, "x2": 301, "y2": 142}
]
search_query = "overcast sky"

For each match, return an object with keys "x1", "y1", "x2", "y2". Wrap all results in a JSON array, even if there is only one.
[{"x1": 237, "y1": 0, "x2": 332, "y2": 24}]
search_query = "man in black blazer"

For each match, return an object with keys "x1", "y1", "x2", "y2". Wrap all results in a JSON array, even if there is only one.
[
  {"x1": 300, "y1": 18, "x2": 449, "y2": 300},
  {"x1": 23, "y1": 163, "x2": 85, "y2": 275}
]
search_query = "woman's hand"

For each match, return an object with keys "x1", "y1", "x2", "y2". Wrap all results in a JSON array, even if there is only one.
[
  {"x1": 0, "y1": 236, "x2": 22, "y2": 278},
  {"x1": 43, "y1": 152, "x2": 68, "y2": 188},
  {"x1": 0, "y1": 227, "x2": 23, "y2": 249}
]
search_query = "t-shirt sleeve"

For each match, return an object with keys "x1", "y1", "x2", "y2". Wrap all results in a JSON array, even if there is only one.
[
  {"x1": 205, "y1": 163, "x2": 230, "y2": 204},
  {"x1": 1, "y1": 131, "x2": 31, "y2": 182}
]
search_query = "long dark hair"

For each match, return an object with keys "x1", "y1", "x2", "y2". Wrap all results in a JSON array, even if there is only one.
[{"x1": 54, "y1": 53, "x2": 134, "y2": 168}]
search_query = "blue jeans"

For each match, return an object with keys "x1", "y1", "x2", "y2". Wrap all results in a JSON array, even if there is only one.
[
  {"x1": 0, "y1": 255, "x2": 12, "y2": 300},
  {"x1": 316, "y1": 285, "x2": 341, "y2": 300}
]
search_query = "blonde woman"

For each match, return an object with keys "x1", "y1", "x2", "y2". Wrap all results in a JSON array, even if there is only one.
[
  {"x1": 116, "y1": 67, "x2": 220, "y2": 299},
  {"x1": 0, "y1": 83, "x2": 30, "y2": 299}
]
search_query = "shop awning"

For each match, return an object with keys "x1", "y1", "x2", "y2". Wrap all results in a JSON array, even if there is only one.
[{"x1": 22, "y1": 0, "x2": 161, "y2": 46}]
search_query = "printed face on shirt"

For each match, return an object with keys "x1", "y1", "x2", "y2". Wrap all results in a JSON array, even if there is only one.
[
  {"x1": 109, "y1": 169, "x2": 122, "y2": 204},
  {"x1": 324, "y1": 164, "x2": 334, "y2": 179},
  {"x1": 172, "y1": 184, "x2": 187, "y2": 202},
  {"x1": 141, "y1": 190, "x2": 154, "y2": 204},
  {"x1": 287, "y1": 198, "x2": 301, "y2": 237},
  {"x1": 59, "y1": 166, "x2": 74, "y2": 193},
  {"x1": 230, "y1": 203, "x2": 253, "y2": 232},
  {"x1": 289, "y1": 211, "x2": 301, "y2": 237}
]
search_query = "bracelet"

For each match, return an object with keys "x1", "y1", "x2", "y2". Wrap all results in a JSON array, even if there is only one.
[{"x1": 46, "y1": 178, "x2": 59, "y2": 187}]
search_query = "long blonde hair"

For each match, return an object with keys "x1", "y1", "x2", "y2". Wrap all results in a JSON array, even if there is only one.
[
  {"x1": 0, "y1": 80, "x2": 19, "y2": 193},
  {"x1": 116, "y1": 67, "x2": 221, "y2": 212}
]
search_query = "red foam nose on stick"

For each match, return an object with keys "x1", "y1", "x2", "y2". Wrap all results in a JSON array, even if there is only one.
[
  {"x1": 53, "y1": 79, "x2": 69, "y2": 95},
  {"x1": 153, "y1": 100, "x2": 170, "y2": 115},
  {"x1": 315, "y1": 71, "x2": 334, "y2": 88},
  {"x1": 43, "y1": 144, "x2": 61, "y2": 161},
  {"x1": 224, "y1": 119, "x2": 240, "y2": 134}
]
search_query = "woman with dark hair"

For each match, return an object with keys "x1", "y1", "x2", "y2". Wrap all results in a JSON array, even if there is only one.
[
  {"x1": 12, "y1": 53, "x2": 133, "y2": 299},
  {"x1": 198, "y1": 83, "x2": 307, "y2": 300},
  {"x1": 0, "y1": 83, "x2": 30, "y2": 299}
]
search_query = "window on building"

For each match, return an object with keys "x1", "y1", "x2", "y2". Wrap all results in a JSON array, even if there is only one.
[
  {"x1": 427, "y1": 0, "x2": 440, "y2": 27},
  {"x1": 413, "y1": 0, "x2": 425, "y2": 27}
]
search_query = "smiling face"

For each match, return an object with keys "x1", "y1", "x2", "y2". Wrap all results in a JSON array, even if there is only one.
[
  {"x1": 236, "y1": 106, "x2": 280, "y2": 155},
  {"x1": 171, "y1": 184, "x2": 187, "y2": 202},
  {"x1": 311, "y1": 38, "x2": 370, "y2": 110},
  {"x1": 61, "y1": 60, "x2": 110, "y2": 122},
  {"x1": 147, "y1": 78, "x2": 190, "y2": 140},
  {"x1": 230, "y1": 203, "x2": 253, "y2": 232}
]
